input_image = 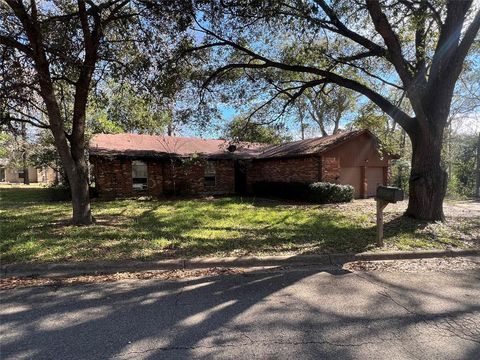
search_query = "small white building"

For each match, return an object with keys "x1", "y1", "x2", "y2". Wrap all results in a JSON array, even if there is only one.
[{"x1": 0, "y1": 159, "x2": 57, "y2": 184}]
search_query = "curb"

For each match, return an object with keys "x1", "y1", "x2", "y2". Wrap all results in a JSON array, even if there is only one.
[{"x1": 2, "y1": 249, "x2": 479, "y2": 278}]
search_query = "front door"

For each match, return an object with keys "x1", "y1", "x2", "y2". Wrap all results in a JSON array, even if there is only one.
[{"x1": 234, "y1": 160, "x2": 247, "y2": 194}]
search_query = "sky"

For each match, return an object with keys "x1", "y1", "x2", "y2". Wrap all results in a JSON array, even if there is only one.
[{"x1": 175, "y1": 1, "x2": 480, "y2": 141}]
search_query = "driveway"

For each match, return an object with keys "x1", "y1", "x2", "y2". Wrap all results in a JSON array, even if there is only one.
[{"x1": 1, "y1": 267, "x2": 479, "y2": 359}]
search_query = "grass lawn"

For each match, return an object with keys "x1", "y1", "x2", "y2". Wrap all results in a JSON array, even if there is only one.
[{"x1": 1, "y1": 185, "x2": 478, "y2": 264}]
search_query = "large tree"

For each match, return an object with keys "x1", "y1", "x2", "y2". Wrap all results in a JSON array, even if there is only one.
[
  {"x1": 301, "y1": 85, "x2": 357, "y2": 136},
  {"x1": 194, "y1": 0, "x2": 480, "y2": 221},
  {"x1": 225, "y1": 115, "x2": 291, "y2": 144},
  {"x1": 1, "y1": 0, "x2": 192, "y2": 224}
]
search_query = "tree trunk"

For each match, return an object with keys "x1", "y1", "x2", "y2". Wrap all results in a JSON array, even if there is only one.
[
  {"x1": 68, "y1": 158, "x2": 92, "y2": 225},
  {"x1": 396, "y1": 129, "x2": 406, "y2": 188},
  {"x1": 48, "y1": 110, "x2": 93, "y2": 225},
  {"x1": 22, "y1": 154, "x2": 30, "y2": 185},
  {"x1": 21, "y1": 122, "x2": 30, "y2": 185},
  {"x1": 405, "y1": 132, "x2": 447, "y2": 221},
  {"x1": 476, "y1": 132, "x2": 480, "y2": 198}
]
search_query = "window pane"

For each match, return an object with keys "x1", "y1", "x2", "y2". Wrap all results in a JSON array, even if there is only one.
[
  {"x1": 204, "y1": 161, "x2": 216, "y2": 176},
  {"x1": 204, "y1": 161, "x2": 216, "y2": 187},
  {"x1": 204, "y1": 175, "x2": 216, "y2": 187},
  {"x1": 132, "y1": 160, "x2": 148, "y2": 191}
]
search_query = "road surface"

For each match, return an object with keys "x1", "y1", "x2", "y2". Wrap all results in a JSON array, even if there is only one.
[{"x1": 1, "y1": 267, "x2": 479, "y2": 359}]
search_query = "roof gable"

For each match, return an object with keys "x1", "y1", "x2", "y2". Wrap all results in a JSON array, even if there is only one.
[{"x1": 256, "y1": 130, "x2": 373, "y2": 159}]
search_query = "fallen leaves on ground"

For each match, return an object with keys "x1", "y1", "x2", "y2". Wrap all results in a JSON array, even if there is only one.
[
  {"x1": 0, "y1": 267, "x2": 243, "y2": 290},
  {"x1": 343, "y1": 256, "x2": 480, "y2": 272}
]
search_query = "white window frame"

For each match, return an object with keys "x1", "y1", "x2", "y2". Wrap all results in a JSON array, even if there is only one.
[
  {"x1": 204, "y1": 160, "x2": 216, "y2": 187},
  {"x1": 132, "y1": 160, "x2": 148, "y2": 191}
]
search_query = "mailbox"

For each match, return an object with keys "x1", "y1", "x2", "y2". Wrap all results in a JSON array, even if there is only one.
[{"x1": 376, "y1": 186, "x2": 404, "y2": 203}]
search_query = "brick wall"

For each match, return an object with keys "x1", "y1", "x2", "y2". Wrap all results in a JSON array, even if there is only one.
[
  {"x1": 147, "y1": 162, "x2": 163, "y2": 195},
  {"x1": 211, "y1": 160, "x2": 235, "y2": 194},
  {"x1": 246, "y1": 157, "x2": 321, "y2": 189},
  {"x1": 91, "y1": 156, "x2": 235, "y2": 197},
  {"x1": 161, "y1": 159, "x2": 234, "y2": 195},
  {"x1": 321, "y1": 157, "x2": 341, "y2": 182},
  {"x1": 91, "y1": 156, "x2": 133, "y2": 197}
]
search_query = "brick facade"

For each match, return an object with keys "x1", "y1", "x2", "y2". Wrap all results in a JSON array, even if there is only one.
[
  {"x1": 91, "y1": 157, "x2": 134, "y2": 197},
  {"x1": 321, "y1": 157, "x2": 341, "y2": 182},
  {"x1": 90, "y1": 131, "x2": 391, "y2": 199},
  {"x1": 91, "y1": 156, "x2": 235, "y2": 198},
  {"x1": 161, "y1": 159, "x2": 235, "y2": 195},
  {"x1": 246, "y1": 157, "x2": 321, "y2": 189}
]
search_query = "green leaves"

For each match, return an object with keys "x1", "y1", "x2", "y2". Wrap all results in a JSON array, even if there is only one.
[
  {"x1": 87, "y1": 82, "x2": 171, "y2": 135},
  {"x1": 224, "y1": 115, "x2": 291, "y2": 144}
]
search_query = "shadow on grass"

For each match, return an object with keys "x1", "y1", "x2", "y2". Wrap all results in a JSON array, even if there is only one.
[
  {"x1": 2, "y1": 188, "x2": 474, "y2": 264},
  {"x1": 127, "y1": 198, "x2": 379, "y2": 257}
]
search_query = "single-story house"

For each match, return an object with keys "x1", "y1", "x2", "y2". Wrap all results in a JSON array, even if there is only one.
[
  {"x1": 0, "y1": 159, "x2": 57, "y2": 184},
  {"x1": 89, "y1": 130, "x2": 394, "y2": 199}
]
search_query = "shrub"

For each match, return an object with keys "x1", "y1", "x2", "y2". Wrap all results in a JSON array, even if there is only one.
[
  {"x1": 46, "y1": 184, "x2": 99, "y2": 201},
  {"x1": 252, "y1": 181, "x2": 354, "y2": 204},
  {"x1": 45, "y1": 186, "x2": 71, "y2": 201},
  {"x1": 308, "y1": 182, "x2": 354, "y2": 203}
]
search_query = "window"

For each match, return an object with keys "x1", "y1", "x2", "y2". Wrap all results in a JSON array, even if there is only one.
[
  {"x1": 132, "y1": 160, "x2": 148, "y2": 191},
  {"x1": 204, "y1": 161, "x2": 216, "y2": 187},
  {"x1": 18, "y1": 169, "x2": 25, "y2": 179}
]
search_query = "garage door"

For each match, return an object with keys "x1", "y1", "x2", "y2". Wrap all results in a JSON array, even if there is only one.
[
  {"x1": 366, "y1": 167, "x2": 384, "y2": 197},
  {"x1": 339, "y1": 167, "x2": 361, "y2": 198}
]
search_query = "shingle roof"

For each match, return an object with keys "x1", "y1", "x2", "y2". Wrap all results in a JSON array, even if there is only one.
[
  {"x1": 256, "y1": 130, "x2": 369, "y2": 159},
  {"x1": 89, "y1": 130, "x2": 373, "y2": 160},
  {"x1": 89, "y1": 133, "x2": 265, "y2": 159}
]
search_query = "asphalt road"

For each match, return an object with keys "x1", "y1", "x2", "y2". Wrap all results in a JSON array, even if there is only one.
[{"x1": 1, "y1": 267, "x2": 479, "y2": 359}]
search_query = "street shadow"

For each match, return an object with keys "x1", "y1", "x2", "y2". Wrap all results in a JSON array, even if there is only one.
[{"x1": 1, "y1": 266, "x2": 479, "y2": 359}]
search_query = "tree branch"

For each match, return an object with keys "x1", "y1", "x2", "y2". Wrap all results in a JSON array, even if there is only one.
[
  {"x1": 0, "y1": 35, "x2": 33, "y2": 57},
  {"x1": 197, "y1": 32, "x2": 415, "y2": 133},
  {"x1": 450, "y1": 7, "x2": 480, "y2": 75},
  {"x1": 366, "y1": 0, "x2": 413, "y2": 87},
  {"x1": 0, "y1": 114, "x2": 50, "y2": 129},
  {"x1": 430, "y1": 0, "x2": 471, "y2": 83},
  {"x1": 313, "y1": 0, "x2": 388, "y2": 58}
]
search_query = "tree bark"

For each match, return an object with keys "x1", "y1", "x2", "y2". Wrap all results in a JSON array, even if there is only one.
[
  {"x1": 69, "y1": 159, "x2": 92, "y2": 225},
  {"x1": 21, "y1": 122, "x2": 30, "y2": 185},
  {"x1": 405, "y1": 129, "x2": 447, "y2": 221},
  {"x1": 22, "y1": 152, "x2": 30, "y2": 185},
  {"x1": 476, "y1": 132, "x2": 480, "y2": 198},
  {"x1": 46, "y1": 104, "x2": 92, "y2": 225}
]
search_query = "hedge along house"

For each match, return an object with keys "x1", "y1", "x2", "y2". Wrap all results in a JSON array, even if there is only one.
[{"x1": 89, "y1": 130, "x2": 394, "y2": 199}]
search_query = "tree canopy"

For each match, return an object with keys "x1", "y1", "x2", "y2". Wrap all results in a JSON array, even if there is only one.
[
  {"x1": 0, "y1": 0, "x2": 195, "y2": 224},
  {"x1": 224, "y1": 115, "x2": 291, "y2": 144},
  {"x1": 191, "y1": 0, "x2": 480, "y2": 220}
]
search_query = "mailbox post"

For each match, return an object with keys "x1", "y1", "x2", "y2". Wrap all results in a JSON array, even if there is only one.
[{"x1": 375, "y1": 186, "x2": 404, "y2": 247}]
